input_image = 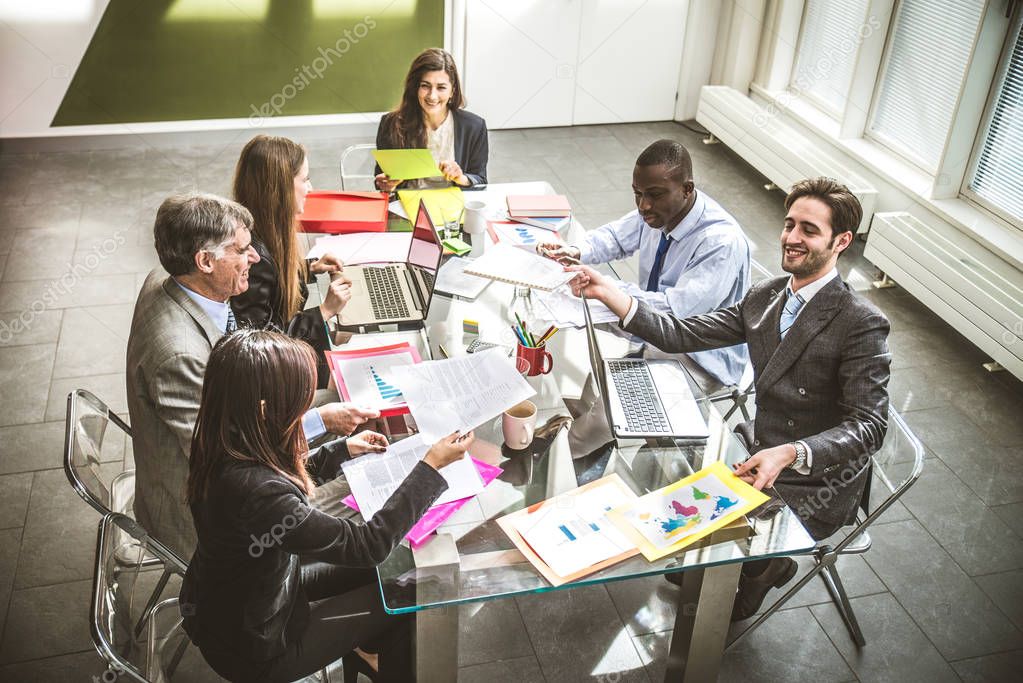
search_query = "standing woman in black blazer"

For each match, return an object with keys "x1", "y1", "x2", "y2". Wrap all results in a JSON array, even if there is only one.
[
  {"x1": 232, "y1": 134, "x2": 352, "y2": 388},
  {"x1": 375, "y1": 47, "x2": 488, "y2": 192},
  {"x1": 181, "y1": 328, "x2": 472, "y2": 682}
]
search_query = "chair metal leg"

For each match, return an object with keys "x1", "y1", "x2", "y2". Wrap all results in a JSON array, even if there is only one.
[
  {"x1": 820, "y1": 563, "x2": 866, "y2": 647},
  {"x1": 166, "y1": 634, "x2": 189, "y2": 678},
  {"x1": 134, "y1": 567, "x2": 172, "y2": 639}
]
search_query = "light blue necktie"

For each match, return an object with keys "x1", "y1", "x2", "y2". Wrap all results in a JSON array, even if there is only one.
[
  {"x1": 225, "y1": 308, "x2": 237, "y2": 334},
  {"x1": 646, "y1": 232, "x2": 671, "y2": 292},
  {"x1": 779, "y1": 290, "x2": 805, "y2": 339}
]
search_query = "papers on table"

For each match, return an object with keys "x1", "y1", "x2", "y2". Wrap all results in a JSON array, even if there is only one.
[
  {"x1": 341, "y1": 434, "x2": 485, "y2": 520},
  {"x1": 533, "y1": 288, "x2": 621, "y2": 328},
  {"x1": 497, "y1": 474, "x2": 640, "y2": 585},
  {"x1": 372, "y1": 148, "x2": 442, "y2": 180},
  {"x1": 305, "y1": 232, "x2": 411, "y2": 264},
  {"x1": 325, "y1": 343, "x2": 420, "y2": 417},
  {"x1": 434, "y1": 256, "x2": 491, "y2": 299},
  {"x1": 391, "y1": 348, "x2": 535, "y2": 442},
  {"x1": 486, "y1": 220, "x2": 562, "y2": 251},
  {"x1": 463, "y1": 243, "x2": 578, "y2": 291}
]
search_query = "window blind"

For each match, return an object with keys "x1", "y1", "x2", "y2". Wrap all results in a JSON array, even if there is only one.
[
  {"x1": 968, "y1": 13, "x2": 1023, "y2": 225},
  {"x1": 791, "y1": 0, "x2": 870, "y2": 114},
  {"x1": 868, "y1": 0, "x2": 985, "y2": 172}
]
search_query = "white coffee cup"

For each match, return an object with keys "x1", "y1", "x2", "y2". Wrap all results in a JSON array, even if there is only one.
[
  {"x1": 502, "y1": 400, "x2": 537, "y2": 450},
  {"x1": 463, "y1": 199, "x2": 488, "y2": 235}
]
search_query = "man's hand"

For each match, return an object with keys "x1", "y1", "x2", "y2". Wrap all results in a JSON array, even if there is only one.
[
  {"x1": 732, "y1": 444, "x2": 797, "y2": 490},
  {"x1": 310, "y1": 253, "x2": 344, "y2": 274},
  {"x1": 346, "y1": 430, "x2": 388, "y2": 456},
  {"x1": 536, "y1": 242, "x2": 580, "y2": 265},
  {"x1": 318, "y1": 403, "x2": 381, "y2": 436},
  {"x1": 565, "y1": 264, "x2": 633, "y2": 319},
  {"x1": 374, "y1": 172, "x2": 399, "y2": 193}
]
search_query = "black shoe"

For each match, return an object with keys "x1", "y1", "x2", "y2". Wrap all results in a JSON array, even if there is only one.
[
  {"x1": 342, "y1": 652, "x2": 378, "y2": 683},
  {"x1": 730, "y1": 557, "x2": 797, "y2": 622}
]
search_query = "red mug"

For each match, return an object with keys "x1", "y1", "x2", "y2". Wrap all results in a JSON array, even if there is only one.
[{"x1": 516, "y1": 343, "x2": 553, "y2": 377}]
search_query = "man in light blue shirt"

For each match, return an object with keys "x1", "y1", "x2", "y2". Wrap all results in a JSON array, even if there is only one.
[{"x1": 539, "y1": 139, "x2": 751, "y2": 389}]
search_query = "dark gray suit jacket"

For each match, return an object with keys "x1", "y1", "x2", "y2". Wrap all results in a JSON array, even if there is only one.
[{"x1": 624, "y1": 275, "x2": 891, "y2": 537}]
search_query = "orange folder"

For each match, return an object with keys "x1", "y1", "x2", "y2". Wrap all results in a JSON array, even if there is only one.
[{"x1": 298, "y1": 191, "x2": 389, "y2": 234}]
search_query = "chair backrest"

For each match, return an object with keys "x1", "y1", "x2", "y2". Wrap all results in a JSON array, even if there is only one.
[
  {"x1": 339, "y1": 142, "x2": 377, "y2": 190},
  {"x1": 65, "y1": 389, "x2": 133, "y2": 516},
  {"x1": 867, "y1": 407, "x2": 924, "y2": 508}
]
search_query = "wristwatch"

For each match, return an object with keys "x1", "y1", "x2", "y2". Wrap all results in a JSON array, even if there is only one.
[{"x1": 790, "y1": 441, "x2": 807, "y2": 470}]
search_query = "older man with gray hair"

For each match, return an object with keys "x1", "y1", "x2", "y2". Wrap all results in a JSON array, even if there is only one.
[{"x1": 127, "y1": 192, "x2": 377, "y2": 559}]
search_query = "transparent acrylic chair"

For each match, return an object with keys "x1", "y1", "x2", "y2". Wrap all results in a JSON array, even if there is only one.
[{"x1": 339, "y1": 143, "x2": 378, "y2": 190}]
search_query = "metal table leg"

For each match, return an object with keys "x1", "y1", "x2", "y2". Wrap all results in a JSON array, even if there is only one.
[
  {"x1": 415, "y1": 603, "x2": 459, "y2": 681},
  {"x1": 664, "y1": 562, "x2": 742, "y2": 682}
]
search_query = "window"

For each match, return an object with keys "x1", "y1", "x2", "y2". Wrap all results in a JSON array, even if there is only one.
[
  {"x1": 966, "y1": 10, "x2": 1023, "y2": 226},
  {"x1": 867, "y1": 0, "x2": 985, "y2": 172},
  {"x1": 790, "y1": 0, "x2": 870, "y2": 115}
]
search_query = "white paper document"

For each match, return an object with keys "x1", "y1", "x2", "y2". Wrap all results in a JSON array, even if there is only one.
[
  {"x1": 434, "y1": 256, "x2": 491, "y2": 299},
  {"x1": 341, "y1": 434, "x2": 485, "y2": 520},
  {"x1": 533, "y1": 288, "x2": 621, "y2": 328},
  {"x1": 391, "y1": 349, "x2": 536, "y2": 442},
  {"x1": 305, "y1": 232, "x2": 411, "y2": 264},
  {"x1": 463, "y1": 243, "x2": 578, "y2": 291},
  {"x1": 509, "y1": 481, "x2": 636, "y2": 578}
]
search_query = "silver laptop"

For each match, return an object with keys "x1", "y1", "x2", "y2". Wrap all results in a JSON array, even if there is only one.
[
  {"x1": 336, "y1": 200, "x2": 442, "y2": 330},
  {"x1": 582, "y1": 295, "x2": 709, "y2": 439}
]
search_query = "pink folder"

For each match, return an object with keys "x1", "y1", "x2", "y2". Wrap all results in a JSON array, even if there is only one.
[{"x1": 341, "y1": 457, "x2": 503, "y2": 548}]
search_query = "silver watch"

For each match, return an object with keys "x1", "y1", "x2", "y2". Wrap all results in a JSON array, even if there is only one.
[{"x1": 790, "y1": 441, "x2": 807, "y2": 470}]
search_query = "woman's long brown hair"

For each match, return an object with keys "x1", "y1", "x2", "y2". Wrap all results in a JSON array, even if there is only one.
[
  {"x1": 384, "y1": 47, "x2": 465, "y2": 149},
  {"x1": 233, "y1": 135, "x2": 307, "y2": 320},
  {"x1": 187, "y1": 329, "x2": 316, "y2": 504}
]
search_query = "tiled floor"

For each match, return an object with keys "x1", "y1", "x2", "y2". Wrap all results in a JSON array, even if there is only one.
[{"x1": 1, "y1": 120, "x2": 1021, "y2": 682}]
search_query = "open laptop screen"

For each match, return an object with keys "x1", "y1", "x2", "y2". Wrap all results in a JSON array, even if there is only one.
[{"x1": 407, "y1": 199, "x2": 442, "y2": 272}]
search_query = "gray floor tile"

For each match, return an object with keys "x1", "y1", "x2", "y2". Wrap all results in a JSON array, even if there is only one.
[
  {"x1": 930, "y1": 439, "x2": 1023, "y2": 506},
  {"x1": 991, "y1": 502, "x2": 1023, "y2": 539},
  {"x1": 458, "y1": 598, "x2": 535, "y2": 667},
  {"x1": 0, "y1": 308, "x2": 62, "y2": 348},
  {"x1": 0, "y1": 527, "x2": 22, "y2": 636},
  {"x1": 975, "y1": 569, "x2": 1023, "y2": 632},
  {"x1": 811, "y1": 592, "x2": 959, "y2": 683},
  {"x1": 0, "y1": 343, "x2": 55, "y2": 426},
  {"x1": 0, "y1": 648, "x2": 109, "y2": 682},
  {"x1": 71, "y1": 241, "x2": 159, "y2": 277},
  {"x1": 0, "y1": 473, "x2": 32, "y2": 529},
  {"x1": 53, "y1": 304, "x2": 133, "y2": 379},
  {"x1": 0, "y1": 579, "x2": 93, "y2": 664},
  {"x1": 45, "y1": 372, "x2": 126, "y2": 422},
  {"x1": 742, "y1": 553, "x2": 888, "y2": 619},
  {"x1": 863, "y1": 519, "x2": 1023, "y2": 659},
  {"x1": 0, "y1": 253, "x2": 5, "y2": 280},
  {"x1": 2, "y1": 228, "x2": 77, "y2": 282},
  {"x1": 516, "y1": 585, "x2": 647, "y2": 682},
  {"x1": 606, "y1": 574, "x2": 678, "y2": 637},
  {"x1": 898, "y1": 459, "x2": 1023, "y2": 575},
  {"x1": 951, "y1": 649, "x2": 1023, "y2": 682},
  {"x1": 458, "y1": 655, "x2": 546, "y2": 683},
  {"x1": 901, "y1": 405, "x2": 990, "y2": 454},
  {"x1": 14, "y1": 469, "x2": 102, "y2": 589},
  {"x1": 0, "y1": 421, "x2": 67, "y2": 474},
  {"x1": 0, "y1": 201, "x2": 81, "y2": 234},
  {"x1": 0, "y1": 273, "x2": 137, "y2": 311}
]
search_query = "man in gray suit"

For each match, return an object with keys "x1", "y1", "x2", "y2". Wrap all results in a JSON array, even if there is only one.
[
  {"x1": 568, "y1": 177, "x2": 891, "y2": 620},
  {"x1": 127, "y1": 193, "x2": 379, "y2": 560}
]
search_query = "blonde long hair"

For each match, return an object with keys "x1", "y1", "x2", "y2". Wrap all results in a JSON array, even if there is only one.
[{"x1": 233, "y1": 135, "x2": 307, "y2": 320}]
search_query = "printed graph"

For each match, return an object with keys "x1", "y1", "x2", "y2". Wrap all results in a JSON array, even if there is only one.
[{"x1": 371, "y1": 366, "x2": 404, "y2": 403}]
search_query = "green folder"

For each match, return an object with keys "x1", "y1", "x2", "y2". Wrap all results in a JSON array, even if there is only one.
[{"x1": 372, "y1": 148, "x2": 443, "y2": 180}]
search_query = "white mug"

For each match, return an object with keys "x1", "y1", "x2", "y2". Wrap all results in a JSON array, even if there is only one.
[
  {"x1": 502, "y1": 400, "x2": 537, "y2": 450},
  {"x1": 463, "y1": 199, "x2": 488, "y2": 235}
]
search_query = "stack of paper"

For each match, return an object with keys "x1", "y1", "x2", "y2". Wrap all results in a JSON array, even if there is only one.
[
  {"x1": 463, "y1": 243, "x2": 577, "y2": 291},
  {"x1": 533, "y1": 288, "x2": 621, "y2": 328},
  {"x1": 325, "y1": 343, "x2": 421, "y2": 417},
  {"x1": 434, "y1": 256, "x2": 491, "y2": 299}
]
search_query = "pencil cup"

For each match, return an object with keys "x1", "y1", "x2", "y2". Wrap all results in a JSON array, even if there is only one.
[
  {"x1": 503, "y1": 400, "x2": 537, "y2": 449},
  {"x1": 516, "y1": 343, "x2": 552, "y2": 377}
]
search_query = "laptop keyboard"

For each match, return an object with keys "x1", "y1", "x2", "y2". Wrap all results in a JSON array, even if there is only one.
[
  {"x1": 364, "y1": 266, "x2": 410, "y2": 320},
  {"x1": 606, "y1": 360, "x2": 672, "y2": 434}
]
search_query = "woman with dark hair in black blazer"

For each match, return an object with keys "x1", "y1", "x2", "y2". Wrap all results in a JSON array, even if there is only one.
[
  {"x1": 375, "y1": 47, "x2": 488, "y2": 192},
  {"x1": 180, "y1": 328, "x2": 473, "y2": 682}
]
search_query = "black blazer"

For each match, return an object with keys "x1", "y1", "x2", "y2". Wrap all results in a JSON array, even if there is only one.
[
  {"x1": 624, "y1": 275, "x2": 891, "y2": 536},
  {"x1": 375, "y1": 108, "x2": 489, "y2": 186},
  {"x1": 180, "y1": 438, "x2": 447, "y2": 668},
  {"x1": 230, "y1": 239, "x2": 331, "y2": 387}
]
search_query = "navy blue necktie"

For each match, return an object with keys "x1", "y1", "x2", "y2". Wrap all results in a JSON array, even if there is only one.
[
  {"x1": 646, "y1": 233, "x2": 671, "y2": 292},
  {"x1": 225, "y1": 308, "x2": 237, "y2": 334}
]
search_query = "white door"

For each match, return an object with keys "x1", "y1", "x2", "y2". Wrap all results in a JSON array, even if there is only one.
[{"x1": 573, "y1": 0, "x2": 689, "y2": 125}]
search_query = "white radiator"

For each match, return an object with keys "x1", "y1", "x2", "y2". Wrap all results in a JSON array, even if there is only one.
[
  {"x1": 865, "y1": 211, "x2": 1023, "y2": 379},
  {"x1": 696, "y1": 85, "x2": 877, "y2": 234}
]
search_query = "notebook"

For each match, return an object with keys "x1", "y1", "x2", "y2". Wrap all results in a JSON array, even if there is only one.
[
  {"x1": 463, "y1": 243, "x2": 577, "y2": 291},
  {"x1": 506, "y1": 194, "x2": 571, "y2": 217}
]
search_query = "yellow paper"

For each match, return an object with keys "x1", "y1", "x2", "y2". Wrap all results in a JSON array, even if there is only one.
[
  {"x1": 398, "y1": 187, "x2": 465, "y2": 227},
  {"x1": 606, "y1": 461, "x2": 770, "y2": 561},
  {"x1": 372, "y1": 148, "x2": 442, "y2": 180}
]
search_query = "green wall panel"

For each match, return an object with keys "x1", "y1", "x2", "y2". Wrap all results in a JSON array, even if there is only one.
[{"x1": 53, "y1": 0, "x2": 444, "y2": 126}]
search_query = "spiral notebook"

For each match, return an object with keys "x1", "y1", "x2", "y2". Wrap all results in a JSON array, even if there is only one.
[{"x1": 463, "y1": 243, "x2": 577, "y2": 291}]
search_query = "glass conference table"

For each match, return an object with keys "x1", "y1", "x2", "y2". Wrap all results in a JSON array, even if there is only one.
[{"x1": 316, "y1": 182, "x2": 816, "y2": 682}]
